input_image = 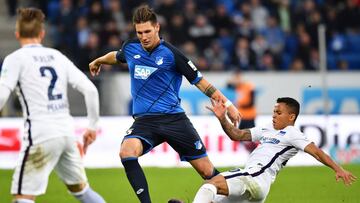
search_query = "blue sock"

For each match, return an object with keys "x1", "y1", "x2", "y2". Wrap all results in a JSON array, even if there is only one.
[{"x1": 121, "y1": 157, "x2": 151, "y2": 203}]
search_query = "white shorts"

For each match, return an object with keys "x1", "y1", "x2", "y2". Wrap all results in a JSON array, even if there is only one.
[
  {"x1": 213, "y1": 168, "x2": 272, "y2": 203},
  {"x1": 11, "y1": 136, "x2": 87, "y2": 196}
]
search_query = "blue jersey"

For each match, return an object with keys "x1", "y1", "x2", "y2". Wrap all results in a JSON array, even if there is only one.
[{"x1": 116, "y1": 39, "x2": 203, "y2": 116}]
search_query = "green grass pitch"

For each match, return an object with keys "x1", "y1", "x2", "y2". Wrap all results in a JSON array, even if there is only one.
[{"x1": 1, "y1": 165, "x2": 359, "y2": 202}]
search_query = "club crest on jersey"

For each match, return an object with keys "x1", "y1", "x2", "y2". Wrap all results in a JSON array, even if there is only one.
[
  {"x1": 194, "y1": 140, "x2": 203, "y2": 150},
  {"x1": 278, "y1": 130, "x2": 286, "y2": 136},
  {"x1": 134, "y1": 65, "x2": 157, "y2": 80},
  {"x1": 155, "y1": 56, "x2": 163, "y2": 65}
]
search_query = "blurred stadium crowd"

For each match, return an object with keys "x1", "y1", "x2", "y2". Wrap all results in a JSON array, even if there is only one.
[{"x1": 5, "y1": 0, "x2": 360, "y2": 72}]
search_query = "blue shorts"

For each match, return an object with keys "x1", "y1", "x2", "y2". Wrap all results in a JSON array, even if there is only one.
[{"x1": 123, "y1": 113, "x2": 207, "y2": 161}]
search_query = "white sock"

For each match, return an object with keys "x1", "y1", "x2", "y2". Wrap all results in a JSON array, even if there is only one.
[
  {"x1": 70, "y1": 185, "x2": 106, "y2": 203},
  {"x1": 13, "y1": 199, "x2": 34, "y2": 203},
  {"x1": 193, "y1": 183, "x2": 217, "y2": 203}
]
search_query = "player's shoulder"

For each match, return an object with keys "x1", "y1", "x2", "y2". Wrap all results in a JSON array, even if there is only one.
[
  {"x1": 162, "y1": 40, "x2": 182, "y2": 54},
  {"x1": 122, "y1": 38, "x2": 140, "y2": 48},
  {"x1": 4, "y1": 48, "x2": 25, "y2": 60},
  {"x1": 283, "y1": 125, "x2": 303, "y2": 136}
]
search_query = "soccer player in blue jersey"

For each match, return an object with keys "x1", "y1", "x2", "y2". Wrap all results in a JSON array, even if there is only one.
[{"x1": 89, "y1": 5, "x2": 241, "y2": 203}]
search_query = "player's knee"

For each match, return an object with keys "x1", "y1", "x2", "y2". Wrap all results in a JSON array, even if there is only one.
[
  {"x1": 66, "y1": 182, "x2": 87, "y2": 193},
  {"x1": 119, "y1": 148, "x2": 139, "y2": 159},
  {"x1": 13, "y1": 195, "x2": 36, "y2": 203}
]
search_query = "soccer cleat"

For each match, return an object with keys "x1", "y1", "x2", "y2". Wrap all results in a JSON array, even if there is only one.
[{"x1": 167, "y1": 199, "x2": 184, "y2": 203}]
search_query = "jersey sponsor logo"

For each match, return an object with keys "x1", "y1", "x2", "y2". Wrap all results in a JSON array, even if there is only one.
[
  {"x1": 279, "y1": 131, "x2": 286, "y2": 136},
  {"x1": 134, "y1": 65, "x2": 157, "y2": 80},
  {"x1": 134, "y1": 54, "x2": 141, "y2": 59},
  {"x1": 260, "y1": 137, "x2": 280, "y2": 144},
  {"x1": 194, "y1": 140, "x2": 203, "y2": 150},
  {"x1": 187, "y1": 60, "x2": 197, "y2": 71},
  {"x1": 155, "y1": 56, "x2": 164, "y2": 65}
]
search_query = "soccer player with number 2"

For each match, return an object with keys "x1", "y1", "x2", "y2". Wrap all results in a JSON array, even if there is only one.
[{"x1": 0, "y1": 8, "x2": 105, "y2": 203}]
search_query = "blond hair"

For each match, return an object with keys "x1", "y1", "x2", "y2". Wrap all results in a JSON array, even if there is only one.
[{"x1": 16, "y1": 8, "x2": 45, "y2": 38}]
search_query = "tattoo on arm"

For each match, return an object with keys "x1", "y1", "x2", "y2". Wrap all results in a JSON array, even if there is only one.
[
  {"x1": 204, "y1": 84, "x2": 217, "y2": 98},
  {"x1": 220, "y1": 119, "x2": 252, "y2": 141}
]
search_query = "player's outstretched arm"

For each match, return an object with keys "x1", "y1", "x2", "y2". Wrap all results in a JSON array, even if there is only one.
[
  {"x1": 207, "y1": 99, "x2": 251, "y2": 141},
  {"x1": 196, "y1": 78, "x2": 241, "y2": 126},
  {"x1": 304, "y1": 143, "x2": 357, "y2": 186},
  {"x1": 89, "y1": 51, "x2": 118, "y2": 76}
]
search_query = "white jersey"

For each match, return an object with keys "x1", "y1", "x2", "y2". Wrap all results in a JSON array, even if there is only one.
[
  {"x1": 0, "y1": 44, "x2": 98, "y2": 145},
  {"x1": 248, "y1": 125, "x2": 312, "y2": 182}
]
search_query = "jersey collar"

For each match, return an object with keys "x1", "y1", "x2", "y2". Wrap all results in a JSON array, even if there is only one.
[
  {"x1": 22, "y1": 43, "x2": 43, "y2": 48},
  {"x1": 145, "y1": 38, "x2": 163, "y2": 55}
]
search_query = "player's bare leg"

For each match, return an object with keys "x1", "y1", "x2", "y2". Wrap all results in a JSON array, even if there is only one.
[
  {"x1": 13, "y1": 194, "x2": 35, "y2": 203},
  {"x1": 189, "y1": 156, "x2": 219, "y2": 179}
]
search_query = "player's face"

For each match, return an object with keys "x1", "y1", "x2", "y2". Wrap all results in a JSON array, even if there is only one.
[
  {"x1": 272, "y1": 103, "x2": 295, "y2": 130},
  {"x1": 135, "y1": 21, "x2": 160, "y2": 51}
]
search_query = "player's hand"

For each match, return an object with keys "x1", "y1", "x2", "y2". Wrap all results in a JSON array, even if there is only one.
[
  {"x1": 83, "y1": 129, "x2": 97, "y2": 154},
  {"x1": 89, "y1": 60, "x2": 102, "y2": 77},
  {"x1": 226, "y1": 104, "x2": 241, "y2": 127},
  {"x1": 206, "y1": 99, "x2": 227, "y2": 120},
  {"x1": 336, "y1": 169, "x2": 357, "y2": 186}
]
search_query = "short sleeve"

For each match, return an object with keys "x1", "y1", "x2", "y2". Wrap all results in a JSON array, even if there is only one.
[
  {"x1": 164, "y1": 42, "x2": 203, "y2": 84},
  {"x1": 250, "y1": 126, "x2": 263, "y2": 142},
  {"x1": 287, "y1": 128, "x2": 312, "y2": 151},
  {"x1": 0, "y1": 55, "x2": 21, "y2": 91},
  {"x1": 115, "y1": 41, "x2": 127, "y2": 63}
]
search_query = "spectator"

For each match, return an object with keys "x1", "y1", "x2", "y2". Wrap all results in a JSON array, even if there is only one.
[
  {"x1": 188, "y1": 14, "x2": 215, "y2": 51},
  {"x1": 50, "y1": 0, "x2": 78, "y2": 55},
  {"x1": 276, "y1": 0, "x2": 292, "y2": 33},
  {"x1": 250, "y1": 0, "x2": 269, "y2": 32},
  {"x1": 263, "y1": 15, "x2": 285, "y2": 56},
  {"x1": 156, "y1": 0, "x2": 178, "y2": 20},
  {"x1": 204, "y1": 40, "x2": 229, "y2": 71},
  {"x1": 87, "y1": 0, "x2": 111, "y2": 32},
  {"x1": 339, "y1": 0, "x2": 360, "y2": 33},
  {"x1": 290, "y1": 57, "x2": 306, "y2": 71},
  {"x1": 77, "y1": 32, "x2": 102, "y2": 72},
  {"x1": 76, "y1": 16, "x2": 90, "y2": 48},
  {"x1": 108, "y1": 0, "x2": 127, "y2": 35},
  {"x1": 211, "y1": 4, "x2": 233, "y2": 36},
  {"x1": 258, "y1": 51, "x2": 278, "y2": 71},
  {"x1": 232, "y1": 37, "x2": 257, "y2": 71},
  {"x1": 167, "y1": 13, "x2": 189, "y2": 46},
  {"x1": 250, "y1": 34, "x2": 269, "y2": 67}
]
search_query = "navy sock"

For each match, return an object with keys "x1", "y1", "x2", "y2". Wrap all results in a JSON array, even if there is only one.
[
  {"x1": 121, "y1": 157, "x2": 151, "y2": 203},
  {"x1": 205, "y1": 168, "x2": 220, "y2": 180}
]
